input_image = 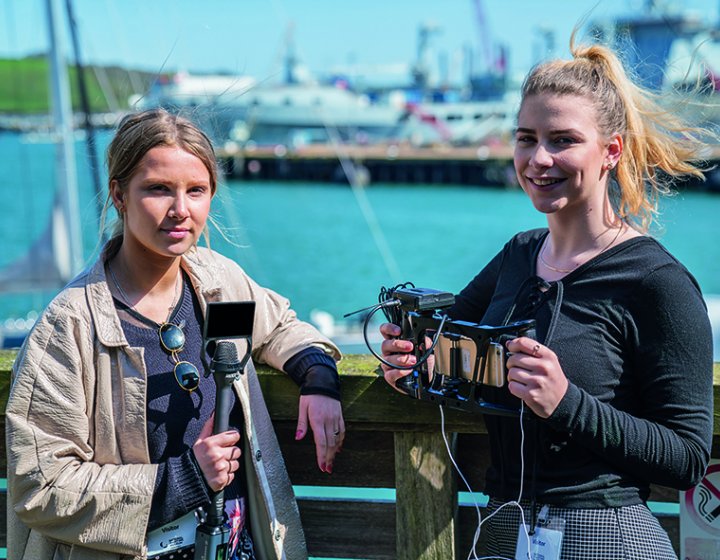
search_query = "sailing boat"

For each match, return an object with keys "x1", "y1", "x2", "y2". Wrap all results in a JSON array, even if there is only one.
[{"x1": 0, "y1": 0, "x2": 85, "y2": 348}]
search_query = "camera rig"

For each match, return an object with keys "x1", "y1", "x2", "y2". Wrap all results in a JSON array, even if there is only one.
[{"x1": 353, "y1": 285, "x2": 536, "y2": 417}]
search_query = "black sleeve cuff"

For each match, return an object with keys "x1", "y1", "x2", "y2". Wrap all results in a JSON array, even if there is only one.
[{"x1": 283, "y1": 347, "x2": 341, "y2": 400}]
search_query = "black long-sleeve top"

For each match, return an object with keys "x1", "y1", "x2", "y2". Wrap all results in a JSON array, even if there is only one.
[{"x1": 449, "y1": 228, "x2": 713, "y2": 508}]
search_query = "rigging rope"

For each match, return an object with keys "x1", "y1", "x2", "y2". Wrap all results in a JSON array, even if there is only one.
[{"x1": 322, "y1": 121, "x2": 403, "y2": 284}]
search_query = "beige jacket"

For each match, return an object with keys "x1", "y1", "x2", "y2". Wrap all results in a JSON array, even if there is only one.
[{"x1": 6, "y1": 246, "x2": 340, "y2": 560}]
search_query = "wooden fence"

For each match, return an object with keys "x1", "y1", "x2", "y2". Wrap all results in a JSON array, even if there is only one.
[{"x1": 0, "y1": 350, "x2": 719, "y2": 559}]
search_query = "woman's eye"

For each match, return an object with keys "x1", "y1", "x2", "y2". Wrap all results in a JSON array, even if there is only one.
[{"x1": 515, "y1": 135, "x2": 535, "y2": 144}]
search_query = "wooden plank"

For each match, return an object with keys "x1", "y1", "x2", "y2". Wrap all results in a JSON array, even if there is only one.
[
  {"x1": 0, "y1": 417, "x2": 5, "y2": 474},
  {"x1": 283, "y1": 422, "x2": 690, "y2": 556},
  {"x1": 275, "y1": 423, "x2": 396, "y2": 488},
  {"x1": 257, "y1": 356, "x2": 490, "y2": 433},
  {"x1": 0, "y1": 492, "x2": 5, "y2": 552},
  {"x1": 394, "y1": 431, "x2": 457, "y2": 560},
  {"x1": 454, "y1": 433, "x2": 492, "y2": 491},
  {"x1": 2, "y1": 354, "x2": 719, "y2": 434},
  {"x1": 298, "y1": 499, "x2": 395, "y2": 560}
]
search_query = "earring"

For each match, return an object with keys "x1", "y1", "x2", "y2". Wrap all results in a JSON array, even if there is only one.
[{"x1": 115, "y1": 192, "x2": 125, "y2": 214}]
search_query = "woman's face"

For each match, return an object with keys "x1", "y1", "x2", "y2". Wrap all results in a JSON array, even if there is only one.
[
  {"x1": 513, "y1": 92, "x2": 621, "y2": 217},
  {"x1": 111, "y1": 145, "x2": 213, "y2": 260}
]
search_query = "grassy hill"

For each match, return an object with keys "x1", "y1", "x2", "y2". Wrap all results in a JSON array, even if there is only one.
[{"x1": 0, "y1": 55, "x2": 164, "y2": 114}]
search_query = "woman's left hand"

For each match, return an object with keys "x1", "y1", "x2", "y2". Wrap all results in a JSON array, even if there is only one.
[
  {"x1": 296, "y1": 394, "x2": 345, "y2": 474},
  {"x1": 505, "y1": 337, "x2": 568, "y2": 418}
]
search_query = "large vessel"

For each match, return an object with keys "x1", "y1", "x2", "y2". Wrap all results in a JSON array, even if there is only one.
[
  {"x1": 134, "y1": 70, "x2": 409, "y2": 147},
  {"x1": 136, "y1": 13, "x2": 519, "y2": 150},
  {"x1": 592, "y1": 1, "x2": 720, "y2": 129}
]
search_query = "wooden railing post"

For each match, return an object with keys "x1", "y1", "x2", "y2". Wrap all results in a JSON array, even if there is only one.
[{"x1": 394, "y1": 430, "x2": 458, "y2": 560}]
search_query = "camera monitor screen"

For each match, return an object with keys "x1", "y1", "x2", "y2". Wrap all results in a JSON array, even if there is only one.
[{"x1": 203, "y1": 301, "x2": 255, "y2": 342}]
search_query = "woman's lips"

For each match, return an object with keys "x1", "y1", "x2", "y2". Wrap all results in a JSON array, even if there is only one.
[
  {"x1": 164, "y1": 228, "x2": 190, "y2": 239},
  {"x1": 528, "y1": 177, "x2": 563, "y2": 188}
]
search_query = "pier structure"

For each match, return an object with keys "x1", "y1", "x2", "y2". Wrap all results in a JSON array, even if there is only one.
[
  {"x1": 220, "y1": 143, "x2": 518, "y2": 187},
  {"x1": 219, "y1": 142, "x2": 720, "y2": 190}
]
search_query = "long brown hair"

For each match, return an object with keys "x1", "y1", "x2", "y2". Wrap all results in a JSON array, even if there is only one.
[{"x1": 100, "y1": 108, "x2": 218, "y2": 244}]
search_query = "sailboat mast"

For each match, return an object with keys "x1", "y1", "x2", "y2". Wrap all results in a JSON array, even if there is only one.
[{"x1": 45, "y1": 0, "x2": 84, "y2": 277}]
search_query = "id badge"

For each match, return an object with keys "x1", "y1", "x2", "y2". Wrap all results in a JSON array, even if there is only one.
[{"x1": 514, "y1": 505, "x2": 565, "y2": 560}]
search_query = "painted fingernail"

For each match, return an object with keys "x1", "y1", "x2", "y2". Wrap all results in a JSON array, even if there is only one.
[
  {"x1": 326, "y1": 463, "x2": 333, "y2": 474},
  {"x1": 295, "y1": 430, "x2": 303, "y2": 440},
  {"x1": 320, "y1": 462, "x2": 327, "y2": 472}
]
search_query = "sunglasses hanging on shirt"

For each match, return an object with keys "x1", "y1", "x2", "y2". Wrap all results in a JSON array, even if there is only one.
[
  {"x1": 158, "y1": 321, "x2": 201, "y2": 392},
  {"x1": 116, "y1": 304, "x2": 201, "y2": 392},
  {"x1": 108, "y1": 266, "x2": 201, "y2": 393}
]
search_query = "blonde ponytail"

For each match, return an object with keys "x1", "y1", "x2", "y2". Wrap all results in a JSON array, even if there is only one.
[{"x1": 521, "y1": 31, "x2": 711, "y2": 232}]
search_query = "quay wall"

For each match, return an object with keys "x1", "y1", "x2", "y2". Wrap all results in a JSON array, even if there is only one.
[{"x1": 218, "y1": 143, "x2": 720, "y2": 190}]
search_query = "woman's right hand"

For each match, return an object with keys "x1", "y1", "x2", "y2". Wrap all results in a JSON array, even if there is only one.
[
  {"x1": 192, "y1": 414, "x2": 242, "y2": 492},
  {"x1": 379, "y1": 322, "x2": 417, "y2": 394}
]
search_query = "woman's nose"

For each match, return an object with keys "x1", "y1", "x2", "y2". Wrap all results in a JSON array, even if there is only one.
[
  {"x1": 529, "y1": 144, "x2": 553, "y2": 168},
  {"x1": 168, "y1": 194, "x2": 189, "y2": 219}
]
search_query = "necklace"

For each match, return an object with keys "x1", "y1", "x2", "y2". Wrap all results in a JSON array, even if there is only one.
[
  {"x1": 107, "y1": 261, "x2": 181, "y2": 323},
  {"x1": 108, "y1": 263, "x2": 198, "y2": 393},
  {"x1": 539, "y1": 227, "x2": 623, "y2": 274}
]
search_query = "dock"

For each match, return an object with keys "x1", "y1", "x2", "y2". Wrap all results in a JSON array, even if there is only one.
[
  {"x1": 219, "y1": 142, "x2": 720, "y2": 190},
  {"x1": 1, "y1": 350, "x2": 719, "y2": 559},
  {"x1": 220, "y1": 143, "x2": 518, "y2": 187}
]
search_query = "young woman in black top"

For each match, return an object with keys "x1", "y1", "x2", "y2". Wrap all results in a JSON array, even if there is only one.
[{"x1": 379, "y1": 37, "x2": 714, "y2": 559}]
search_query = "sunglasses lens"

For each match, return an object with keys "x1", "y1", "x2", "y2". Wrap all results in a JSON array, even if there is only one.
[
  {"x1": 160, "y1": 323, "x2": 197, "y2": 392},
  {"x1": 174, "y1": 361, "x2": 200, "y2": 392},
  {"x1": 159, "y1": 323, "x2": 185, "y2": 352}
]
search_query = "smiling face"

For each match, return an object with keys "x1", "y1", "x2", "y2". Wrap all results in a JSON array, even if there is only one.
[
  {"x1": 111, "y1": 145, "x2": 213, "y2": 262},
  {"x1": 514, "y1": 93, "x2": 622, "y2": 218}
]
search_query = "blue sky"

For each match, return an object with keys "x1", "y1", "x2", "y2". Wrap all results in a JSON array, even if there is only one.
[{"x1": 1, "y1": 0, "x2": 718, "y2": 86}]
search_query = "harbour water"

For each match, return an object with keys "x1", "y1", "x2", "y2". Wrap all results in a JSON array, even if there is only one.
[{"x1": 1, "y1": 130, "x2": 719, "y2": 358}]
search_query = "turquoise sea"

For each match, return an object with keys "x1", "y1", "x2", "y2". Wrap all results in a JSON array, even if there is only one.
[{"x1": 1, "y1": 130, "x2": 719, "y2": 358}]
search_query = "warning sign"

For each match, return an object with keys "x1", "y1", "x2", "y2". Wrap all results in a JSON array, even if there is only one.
[{"x1": 681, "y1": 460, "x2": 720, "y2": 559}]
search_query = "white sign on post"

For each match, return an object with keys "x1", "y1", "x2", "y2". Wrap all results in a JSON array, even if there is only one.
[{"x1": 681, "y1": 460, "x2": 720, "y2": 559}]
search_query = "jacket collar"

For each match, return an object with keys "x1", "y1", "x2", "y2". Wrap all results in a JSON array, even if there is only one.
[
  {"x1": 179, "y1": 245, "x2": 224, "y2": 306},
  {"x1": 86, "y1": 243, "x2": 224, "y2": 348}
]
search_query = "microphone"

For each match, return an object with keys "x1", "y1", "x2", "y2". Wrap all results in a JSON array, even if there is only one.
[
  {"x1": 210, "y1": 341, "x2": 242, "y2": 434},
  {"x1": 195, "y1": 340, "x2": 243, "y2": 560}
]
